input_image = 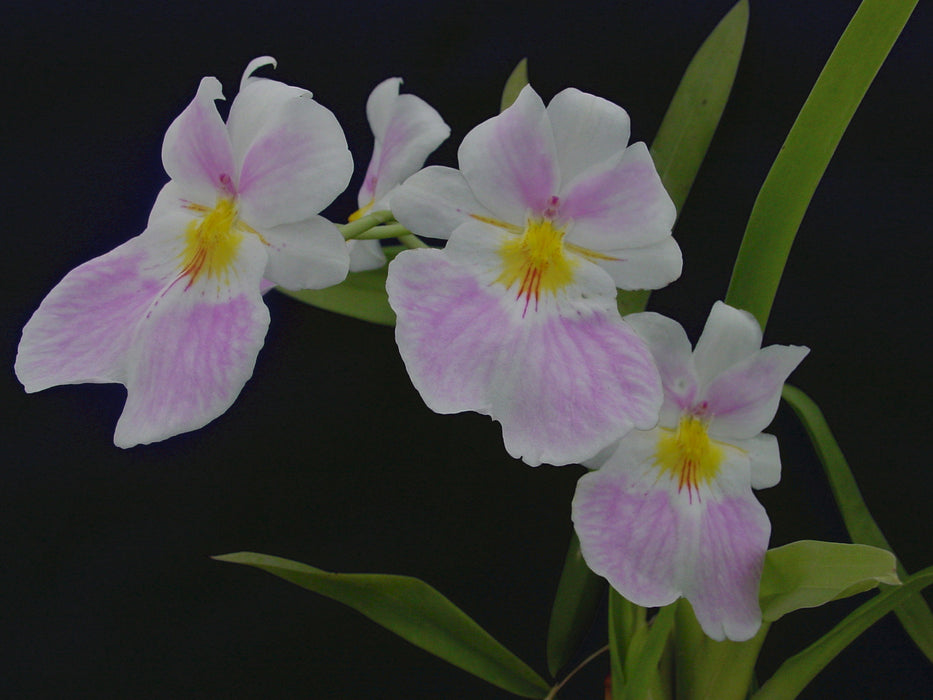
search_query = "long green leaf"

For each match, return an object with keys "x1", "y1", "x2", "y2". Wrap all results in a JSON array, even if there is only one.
[
  {"x1": 214, "y1": 552, "x2": 550, "y2": 698},
  {"x1": 725, "y1": 0, "x2": 919, "y2": 327},
  {"x1": 500, "y1": 58, "x2": 529, "y2": 112},
  {"x1": 618, "y1": 0, "x2": 748, "y2": 316},
  {"x1": 782, "y1": 384, "x2": 933, "y2": 660},
  {"x1": 759, "y1": 541, "x2": 898, "y2": 622},
  {"x1": 650, "y1": 0, "x2": 748, "y2": 215},
  {"x1": 752, "y1": 567, "x2": 933, "y2": 700},
  {"x1": 546, "y1": 533, "x2": 605, "y2": 676},
  {"x1": 277, "y1": 245, "x2": 405, "y2": 326}
]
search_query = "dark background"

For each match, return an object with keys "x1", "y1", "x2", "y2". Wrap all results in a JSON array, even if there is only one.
[{"x1": 2, "y1": 0, "x2": 931, "y2": 697}]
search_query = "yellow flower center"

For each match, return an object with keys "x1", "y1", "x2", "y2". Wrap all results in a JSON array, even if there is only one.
[
  {"x1": 496, "y1": 218, "x2": 577, "y2": 310},
  {"x1": 180, "y1": 198, "x2": 246, "y2": 288},
  {"x1": 654, "y1": 415, "x2": 724, "y2": 500}
]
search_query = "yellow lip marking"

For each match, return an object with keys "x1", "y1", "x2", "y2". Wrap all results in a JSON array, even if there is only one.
[
  {"x1": 654, "y1": 415, "x2": 724, "y2": 502},
  {"x1": 180, "y1": 198, "x2": 256, "y2": 288}
]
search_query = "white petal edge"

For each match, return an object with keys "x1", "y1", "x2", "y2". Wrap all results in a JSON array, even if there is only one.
[
  {"x1": 547, "y1": 87, "x2": 631, "y2": 185},
  {"x1": 391, "y1": 166, "x2": 496, "y2": 240}
]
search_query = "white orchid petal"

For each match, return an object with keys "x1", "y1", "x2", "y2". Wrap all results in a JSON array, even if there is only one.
[
  {"x1": 562, "y1": 142, "x2": 676, "y2": 251},
  {"x1": 255, "y1": 215, "x2": 350, "y2": 290},
  {"x1": 386, "y1": 247, "x2": 661, "y2": 466},
  {"x1": 161, "y1": 76, "x2": 235, "y2": 205},
  {"x1": 547, "y1": 87, "x2": 631, "y2": 183},
  {"x1": 228, "y1": 79, "x2": 353, "y2": 228},
  {"x1": 458, "y1": 85, "x2": 559, "y2": 222},
  {"x1": 693, "y1": 301, "x2": 764, "y2": 386},
  {"x1": 359, "y1": 80, "x2": 450, "y2": 206},
  {"x1": 391, "y1": 166, "x2": 495, "y2": 240}
]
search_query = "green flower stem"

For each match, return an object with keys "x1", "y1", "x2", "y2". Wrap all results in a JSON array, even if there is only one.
[
  {"x1": 399, "y1": 233, "x2": 429, "y2": 249},
  {"x1": 674, "y1": 600, "x2": 769, "y2": 700},
  {"x1": 337, "y1": 210, "x2": 395, "y2": 240},
  {"x1": 353, "y1": 223, "x2": 412, "y2": 240},
  {"x1": 543, "y1": 644, "x2": 609, "y2": 700}
]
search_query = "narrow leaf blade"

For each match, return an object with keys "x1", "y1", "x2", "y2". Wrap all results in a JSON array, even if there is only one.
[
  {"x1": 500, "y1": 58, "x2": 529, "y2": 112},
  {"x1": 214, "y1": 552, "x2": 550, "y2": 698},
  {"x1": 618, "y1": 0, "x2": 748, "y2": 316},
  {"x1": 650, "y1": 0, "x2": 749, "y2": 215},
  {"x1": 725, "y1": 0, "x2": 919, "y2": 327},
  {"x1": 546, "y1": 533, "x2": 605, "y2": 676},
  {"x1": 753, "y1": 567, "x2": 933, "y2": 700},
  {"x1": 759, "y1": 540, "x2": 899, "y2": 622},
  {"x1": 276, "y1": 245, "x2": 405, "y2": 326},
  {"x1": 782, "y1": 384, "x2": 933, "y2": 660}
]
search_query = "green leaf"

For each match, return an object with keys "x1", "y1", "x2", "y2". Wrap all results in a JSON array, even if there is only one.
[
  {"x1": 782, "y1": 384, "x2": 933, "y2": 661},
  {"x1": 673, "y1": 600, "x2": 769, "y2": 700},
  {"x1": 607, "y1": 590, "x2": 632, "y2": 700},
  {"x1": 650, "y1": 0, "x2": 748, "y2": 216},
  {"x1": 618, "y1": 0, "x2": 748, "y2": 316},
  {"x1": 759, "y1": 541, "x2": 899, "y2": 622},
  {"x1": 500, "y1": 58, "x2": 528, "y2": 112},
  {"x1": 276, "y1": 245, "x2": 405, "y2": 326},
  {"x1": 214, "y1": 552, "x2": 550, "y2": 698},
  {"x1": 752, "y1": 566, "x2": 933, "y2": 700},
  {"x1": 624, "y1": 605, "x2": 676, "y2": 700},
  {"x1": 546, "y1": 533, "x2": 605, "y2": 676},
  {"x1": 725, "y1": 0, "x2": 919, "y2": 328}
]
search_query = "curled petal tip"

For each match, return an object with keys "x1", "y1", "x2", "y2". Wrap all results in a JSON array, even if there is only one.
[{"x1": 240, "y1": 56, "x2": 278, "y2": 92}]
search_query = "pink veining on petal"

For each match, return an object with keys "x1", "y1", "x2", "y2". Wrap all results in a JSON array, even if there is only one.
[
  {"x1": 688, "y1": 492, "x2": 770, "y2": 641},
  {"x1": 573, "y1": 464, "x2": 681, "y2": 606},
  {"x1": 115, "y1": 291, "x2": 270, "y2": 447},
  {"x1": 16, "y1": 240, "x2": 164, "y2": 391},
  {"x1": 387, "y1": 249, "x2": 662, "y2": 466}
]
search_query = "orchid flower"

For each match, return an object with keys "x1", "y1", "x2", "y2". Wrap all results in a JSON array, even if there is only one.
[
  {"x1": 385, "y1": 85, "x2": 681, "y2": 466},
  {"x1": 15, "y1": 57, "x2": 353, "y2": 448},
  {"x1": 572, "y1": 302, "x2": 809, "y2": 640},
  {"x1": 347, "y1": 78, "x2": 450, "y2": 271}
]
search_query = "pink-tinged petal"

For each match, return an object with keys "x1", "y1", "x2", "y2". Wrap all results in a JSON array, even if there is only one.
[
  {"x1": 704, "y1": 344, "x2": 810, "y2": 439},
  {"x1": 547, "y1": 88, "x2": 631, "y2": 184},
  {"x1": 458, "y1": 85, "x2": 559, "y2": 222},
  {"x1": 255, "y1": 215, "x2": 350, "y2": 290},
  {"x1": 259, "y1": 279, "x2": 276, "y2": 294},
  {"x1": 593, "y1": 236, "x2": 683, "y2": 291},
  {"x1": 391, "y1": 166, "x2": 496, "y2": 240},
  {"x1": 687, "y1": 481, "x2": 770, "y2": 641},
  {"x1": 693, "y1": 301, "x2": 763, "y2": 387},
  {"x1": 161, "y1": 76, "x2": 236, "y2": 205},
  {"x1": 572, "y1": 431, "x2": 684, "y2": 606},
  {"x1": 443, "y1": 218, "x2": 619, "y2": 304},
  {"x1": 228, "y1": 76, "x2": 353, "y2": 228},
  {"x1": 386, "y1": 249, "x2": 662, "y2": 466},
  {"x1": 574, "y1": 434, "x2": 767, "y2": 641},
  {"x1": 348, "y1": 240, "x2": 387, "y2": 272},
  {"x1": 114, "y1": 246, "x2": 270, "y2": 447},
  {"x1": 561, "y1": 142, "x2": 676, "y2": 251},
  {"x1": 360, "y1": 78, "x2": 450, "y2": 207},
  {"x1": 624, "y1": 312, "x2": 698, "y2": 425},
  {"x1": 365, "y1": 77, "x2": 403, "y2": 142},
  {"x1": 16, "y1": 237, "x2": 167, "y2": 391},
  {"x1": 732, "y1": 433, "x2": 782, "y2": 489}
]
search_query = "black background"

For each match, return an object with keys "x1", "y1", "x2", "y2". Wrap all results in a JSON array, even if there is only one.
[{"x1": 2, "y1": 1, "x2": 931, "y2": 697}]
